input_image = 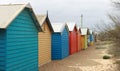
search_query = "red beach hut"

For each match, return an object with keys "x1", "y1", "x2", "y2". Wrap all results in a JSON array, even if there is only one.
[
  {"x1": 66, "y1": 22, "x2": 78, "y2": 55},
  {"x1": 77, "y1": 27, "x2": 82, "y2": 52}
]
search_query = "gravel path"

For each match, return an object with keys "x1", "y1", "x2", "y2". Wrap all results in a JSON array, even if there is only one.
[{"x1": 39, "y1": 42, "x2": 120, "y2": 71}]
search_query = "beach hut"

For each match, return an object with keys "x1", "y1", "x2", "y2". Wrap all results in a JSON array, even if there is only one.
[
  {"x1": 51, "y1": 23, "x2": 69, "y2": 60},
  {"x1": 0, "y1": 3, "x2": 42, "y2": 71},
  {"x1": 81, "y1": 28, "x2": 89, "y2": 49},
  {"x1": 77, "y1": 27, "x2": 82, "y2": 51},
  {"x1": 37, "y1": 14, "x2": 53, "y2": 66},
  {"x1": 66, "y1": 22, "x2": 77, "y2": 55},
  {"x1": 89, "y1": 30, "x2": 94, "y2": 46},
  {"x1": 87, "y1": 34, "x2": 90, "y2": 47}
]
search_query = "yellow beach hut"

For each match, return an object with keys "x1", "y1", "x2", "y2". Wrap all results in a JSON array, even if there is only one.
[
  {"x1": 81, "y1": 28, "x2": 89, "y2": 49},
  {"x1": 37, "y1": 14, "x2": 54, "y2": 66}
]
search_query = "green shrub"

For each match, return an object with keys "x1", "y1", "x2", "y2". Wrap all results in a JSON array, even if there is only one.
[{"x1": 103, "y1": 55, "x2": 111, "y2": 59}]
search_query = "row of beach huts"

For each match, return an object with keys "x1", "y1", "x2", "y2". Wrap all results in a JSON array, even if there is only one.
[{"x1": 0, "y1": 3, "x2": 95, "y2": 71}]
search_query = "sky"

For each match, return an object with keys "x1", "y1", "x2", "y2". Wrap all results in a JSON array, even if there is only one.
[{"x1": 0, "y1": 0, "x2": 112, "y2": 30}]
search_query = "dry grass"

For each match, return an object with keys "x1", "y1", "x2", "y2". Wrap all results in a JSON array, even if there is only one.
[
  {"x1": 95, "y1": 41, "x2": 113, "y2": 49},
  {"x1": 107, "y1": 43, "x2": 120, "y2": 57}
]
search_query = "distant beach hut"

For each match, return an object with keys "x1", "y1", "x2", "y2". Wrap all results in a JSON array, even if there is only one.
[
  {"x1": 37, "y1": 14, "x2": 53, "y2": 66},
  {"x1": 51, "y1": 23, "x2": 69, "y2": 60},
  {"x1": 89, "y1": 30, "x2": 94, "y2": 46},
  {"x1": 81, "y1": 28, "x2": 89, "y2": 49},
  {"x1": 77, "y1": 27, "x2": 82, "y2": 51},
  {"x1": 66, "y1": 22, "x2": 78, "y2": 55},
  {"x1": 0, "y1": 3, "x2": 42, "y2": 71}
]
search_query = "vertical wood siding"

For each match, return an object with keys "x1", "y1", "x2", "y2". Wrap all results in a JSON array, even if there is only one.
[
  {"x1": 79, "y1": 34, "x2": 82, "y2": 51},
  {"x1": 0, "y1": 29, "x2": 6, "y2": 71},
  {"x1": 6, "y1": 8, "x2": 38, "y2": 71},
  {"x1": 85, "y1": 35, "x2": 88, "y2": 49},
  {"x1": 52, "y1": 27, "x2": 69, "y2": 60},
  {"x1": 81, "y1": 36, "x2": 85, "y2": 49},
  {"x1": 61, "y1": 27, "x2": 69, "y2": 59},
  {"x1": 38, "y1": 22, "x2": 51, "y2": 66},
  {"x1": 69, "y1": 27, "x2": 77, "y2": 55},
  {"x1": 90, "y1": 34, "x2": 94, "y2": 46},
  {"x1": 81, "y1": 35, "x2": 87, "y2": 50},
  {"x1": 52, "y1": 33, "x2": 61, "y2": 60},
  {"x1": 77, "y1": 31, "x2": 81, "y2": 52},
  {"x1": 90, "y1": 34, "x2": 94, "y2": 42}
]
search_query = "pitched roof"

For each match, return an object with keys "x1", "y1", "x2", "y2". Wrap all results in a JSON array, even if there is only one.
[
  {"x1": 77, "y1": 26, "x2": 81, "y2": 31},
  {"x1": 77, "y1": 26, "x2": 81, "y2": 33},
  {"x1": 66, "y1": 22, "x2": 76, "y2": 31},
  {"x1": 89, "y1": 30, "x2": 93, "y2": 34},
  {"x1": 51, "y1": 23, "x2": 66, "y2": 33},
  {"x1": 0, "y1": 3, "x2": 42, "y2": 31},
  {"x1": 36, "y1": 14, "x2": 54, "y2": 32},
  {"x1": 36, "y1": 15, "x2": 46, "y2": 26},
  {"x1": 77, "y1": 26, "x2": 79, "y2": 30},
  {"x1": 81, "y1": 28, "x2": 88, "y2": 35}
]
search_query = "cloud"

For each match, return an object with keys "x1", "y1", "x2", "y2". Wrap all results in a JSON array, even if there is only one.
[{"x1": 0, "y1": 0, "x2": 111, "y2": 30}]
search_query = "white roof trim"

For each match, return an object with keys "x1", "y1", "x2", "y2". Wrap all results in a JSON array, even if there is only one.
[
  {"x1": 81, "y1": 28, "x2": 88, "y2": 35},
  {"x1": 36, "y1": 15, "x2": 47, "y2": 26},
  {"x1": 89, "y1": 30, "x2": 93, "y2": 34},
  {"x1": 25, "y1": 3, "x2": 32, "y2": 8},
  {"x1": 66, "y1": 22, "x2": 76, "y2": 31},
  {"x1": 77, "y1": 26, "x2": 80, "y2": 31},
  {"x1": 51, "y1": 23, "x2": 66, "y2": 33},
  {"x1": 0, "y1": 3, "x2": 32, "y2": 29}
]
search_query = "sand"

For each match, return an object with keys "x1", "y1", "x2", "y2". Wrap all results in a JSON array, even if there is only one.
[{"x1": 39, "y1": 42, "x2": 120, "y2": 71}]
